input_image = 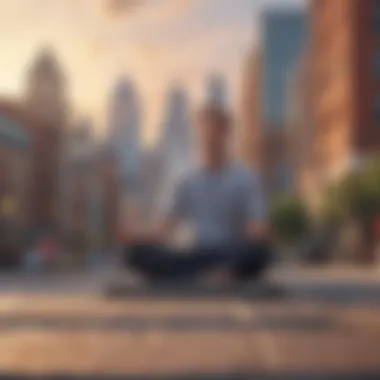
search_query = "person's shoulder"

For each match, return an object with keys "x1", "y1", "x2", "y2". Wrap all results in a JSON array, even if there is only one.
[{"x1": 174, "y1": 167, "x2": 200, "y2": 188}]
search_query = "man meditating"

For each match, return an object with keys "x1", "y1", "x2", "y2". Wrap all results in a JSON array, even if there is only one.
[{"x1": 122, "y1": 103, "x2": 272, "y2": 283}]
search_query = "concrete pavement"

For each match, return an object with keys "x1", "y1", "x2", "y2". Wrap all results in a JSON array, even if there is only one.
[{"x1": 0, "y1": 269, "x2": 379, "y2": 379}]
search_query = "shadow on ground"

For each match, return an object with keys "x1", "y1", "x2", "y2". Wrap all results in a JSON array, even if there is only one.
[
  {"x1": 0, "y1": 313, "x2": 339, "y2": 332},
  {"x1": 1, "y1": 371, "x2": 380, "y2": 379},
  {"x1": 104, "y1": 281, "x2": 380, "y2": 307}
]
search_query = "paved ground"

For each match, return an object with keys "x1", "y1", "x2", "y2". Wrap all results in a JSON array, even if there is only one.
[{"x1": 0, "y1": 270, "x2": 379, "y2": 379}]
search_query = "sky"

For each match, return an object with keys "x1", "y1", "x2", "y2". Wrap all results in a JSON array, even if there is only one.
[{"x1": 0, "y1": 0, "x2": 306, "y2": 144}]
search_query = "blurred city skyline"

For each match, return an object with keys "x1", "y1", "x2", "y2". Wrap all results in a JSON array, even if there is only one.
[{"x1": 0, "y1": 0, "x2": 306, "y2": 144}]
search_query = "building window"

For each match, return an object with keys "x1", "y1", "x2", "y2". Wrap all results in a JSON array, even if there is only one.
[
  {"x1": 372, "y1": 95, "x2": 380, "y2": 121},
  {"x1": 373, "y1": 1, "x2": 380, "y2": 31},
  {"x1": 374, "y1": 0, "x2": 380, "y2": 12},
  {"x1": 373, "y1": 52, "x2": 380, "y2": 77}
]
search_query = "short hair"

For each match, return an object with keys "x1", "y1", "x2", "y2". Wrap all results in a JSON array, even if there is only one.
[{"x1": 196, "y1": 103, "x2": 232, "y2": 130}]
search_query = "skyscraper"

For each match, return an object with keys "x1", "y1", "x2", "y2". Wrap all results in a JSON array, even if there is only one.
[
  {"x1": 23, "y1": 47, "x2": 68, "y2": 235},
  {"x1": 157, "y1": 84, "x2": 193, "y2": 207},
  {"x1": 260, "y1": 9, "x2": 307, "y2": 194},
  {"x1": 0, "y1": 100, "x2": 32, "y2": 260},
  {"x1": 98, "y1": 143, "x2": 122, "y2": 252},
  {"x1": 24, "y1": 47, "x2": 68, "y2": 127},
  {"x1": 285, "y1": 50, "x2": 319, "y2": 206},
  {"x1": 240, "y1": 48, "x2": 262, "y2": 169},
  {"x1": 311, "y1": 0, "x2": 380, "y2": 184},
  {"x1": 261, "y1": 9, "x2": 307, "y2": 129},
  {"x1": 65, "y1": 119, "x2": 95, "y2": 237},
  {"x1": 206, "y1": 74, "x2": 228, "y2": 109},
  {"x1": 159, "y1": 84, "x2": 193, "y2": 178},
  {"x1": 140, "y1": 146, "x2": 163, "y2": 219},
  {"x1": 108, "y1": 77, "x2": 141, "y2": 190},
  {"x1": 156, "y1": 85, "x2": 194, "y2": 246}
]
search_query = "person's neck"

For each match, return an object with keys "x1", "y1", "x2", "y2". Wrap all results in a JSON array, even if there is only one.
[{"x1": 202, "y1": 154, "x2": 229, "y2": 172}]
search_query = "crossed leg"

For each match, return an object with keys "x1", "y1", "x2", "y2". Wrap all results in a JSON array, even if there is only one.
[{"x1": 124, "y1": 241, "x2": 273, "y2": 283}]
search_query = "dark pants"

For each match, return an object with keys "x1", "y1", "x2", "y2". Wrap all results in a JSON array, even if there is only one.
[{"x1": 124, "y1": 241, "x2": 272, "y2": 281}]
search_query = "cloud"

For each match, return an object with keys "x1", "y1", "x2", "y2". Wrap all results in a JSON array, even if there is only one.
[
  {"x1": 0, "y1": 0, "x2": 304, "y2": 139},
  {"x1": 103, "y1": 0, "x2": 144, "y2": 17},
  {"x1": 156, "y1": 0, "x2": 195, "y2": 20},
  {"x1": 103, "y1": 0, "x2": 194, "y2": 22}
]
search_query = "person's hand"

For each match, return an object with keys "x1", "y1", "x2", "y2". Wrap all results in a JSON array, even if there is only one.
[
  {"x1": 246, "y1": 221, "x2": 270, "y2": 242},
  {"x1": 118, "y1": 225, "x2": 160, "y2": 245},
  {"x1": 118, "y1": 217, "x2": 175, "y2": 246},
  {"x1": 118, "y1": 226, "x2": 141, "y2": 245}
]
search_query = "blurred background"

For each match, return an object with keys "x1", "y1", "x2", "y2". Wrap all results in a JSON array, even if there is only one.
[
  {"x1": 0, "y1": 0, "x2": 379, "y2": 272},
  {"x1": 1, "y1": 2, "x2": 380, "y2": 379}
]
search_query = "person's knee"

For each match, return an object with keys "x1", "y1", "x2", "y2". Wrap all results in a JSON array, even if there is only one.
[
  {"x1": 246, "y1": 241, "x2": 273, "y2": 265},
  {"x1": 124, "y1": 244, "x2": 155, "y2": 268},
  {"x1": 259, "y1": 242, "x2": 274, "y2": 266},
  {"x1": 231, "y1": 241, "x2": 273, "y2": 279}
]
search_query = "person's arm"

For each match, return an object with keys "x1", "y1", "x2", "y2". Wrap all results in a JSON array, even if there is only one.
[
  {"x1": 153, "y1": 176, "x2": 190, "y2": 242},
  {"x1": 244, "y1": 173, "x2": 269, "y2": 242},
  {"x1": 246, "y1": 220, "x2": 269, "y2": 241},
  {"x1": 121, "y1": 176, "x2": 189, "y2": 244},
  {"x1": 147, "y1": 215, "x2": 178, "y2": 243}
]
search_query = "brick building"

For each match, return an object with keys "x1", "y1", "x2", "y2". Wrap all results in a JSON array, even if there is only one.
[
  {"x1": 62, "y1": 129, "x2": 122, "y2": 259},
  {"x1": 249, "y1": 8, "x2": 308, "y2": 196},
  {"x1": 98, "y1": 145, "x2": 122, "y2": 252},
  {"x1": 286, "y1": 52, "x2": 311, "y2": 176},
  {"x1": 285, "y1": 51, "x2": 322, "y2": 210},
  {"x1": 240, "y1": 48, "x2": 263, "y2": 170},
  {"x1": 311, "y1": 0, "x2": 380, "y2": 186},
  {"x1": 0, "y1": 100, "x2": 32, "y2": 264},
  {"x1": 23, "y1": 48, "x2": 68, "y2": 237},
  {"x1": 64, "y1": 124, "x2": 98, "y2": 251},
  {"x1": 240, "y1": 46, "x2": 290, "y2": 195}
]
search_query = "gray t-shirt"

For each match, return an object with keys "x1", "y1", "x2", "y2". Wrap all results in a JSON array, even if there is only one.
[{"x1": 164, "y1": 163, "x2": 266, "y2": 247}]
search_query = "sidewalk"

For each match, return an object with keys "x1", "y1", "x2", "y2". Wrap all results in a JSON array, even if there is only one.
[
  {"x1": 0, "y1": 271, "x2": 114, "y2": 294},
  {"x1": 0, "y1": 267, "x2": 379, "y2": 306},
  {"x1": 273, "y1": 265, "x2": 380, "y2": 283},
  {"x1": 0, "y1": 267, "x2": 379, "y2": 377},
  {"x1": 0, "y1": 266, "x2": 379, "y2": 291}
]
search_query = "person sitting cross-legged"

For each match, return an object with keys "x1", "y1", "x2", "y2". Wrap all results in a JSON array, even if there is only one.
[{"x1": 122, "y1": 103, "x2": 273, "y2": 284}]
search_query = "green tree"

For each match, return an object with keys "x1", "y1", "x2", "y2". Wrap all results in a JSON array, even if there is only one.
[
  {"x1": 320, "y1": 182, "x2": 345, "y2": 226},
  {"x1": 321, "y1": 155, "x2": 380, "y2": 262},
  {"x1": 360, "y1": 155, "x2": 380, "y2": 219},
  {"x1": 270, "y1": 194, "x2": 310, "y2": 244},
  {"x1": 322, "y1": 157, "x2": 380, "y2": 225}
]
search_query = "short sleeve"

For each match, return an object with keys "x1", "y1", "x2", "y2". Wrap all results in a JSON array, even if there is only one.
[{"x1": 245, "y1": 173, "x2": 267, "y2": 223}]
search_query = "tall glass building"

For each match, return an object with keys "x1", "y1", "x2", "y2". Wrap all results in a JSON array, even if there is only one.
[
  {"x1": 261, "y1": 9, "x2": 307, "y2": 128},
  {"x1": 260, "y1": 8, "x2": 307, "y2": 194},
  {"x1": 108, "y1": 78, "x2": 142, "y2": 190}
]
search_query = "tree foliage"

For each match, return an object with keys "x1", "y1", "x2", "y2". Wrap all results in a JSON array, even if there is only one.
[
  {"x1": 270, "y1": 194, "x2": 309, "y2": 244},
  {"x1": 321, "y1": 155, "x2": 380, "y2": 226}
]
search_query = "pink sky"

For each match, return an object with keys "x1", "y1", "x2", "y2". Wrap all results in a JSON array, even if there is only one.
[{"x1": 0, "y1": 0, "x2": 305, "y2": 143}]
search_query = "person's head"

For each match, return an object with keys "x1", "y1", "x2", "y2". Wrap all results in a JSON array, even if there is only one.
[{"x1": 195, "y1": 103, "x2": 232, "y2": 166}]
